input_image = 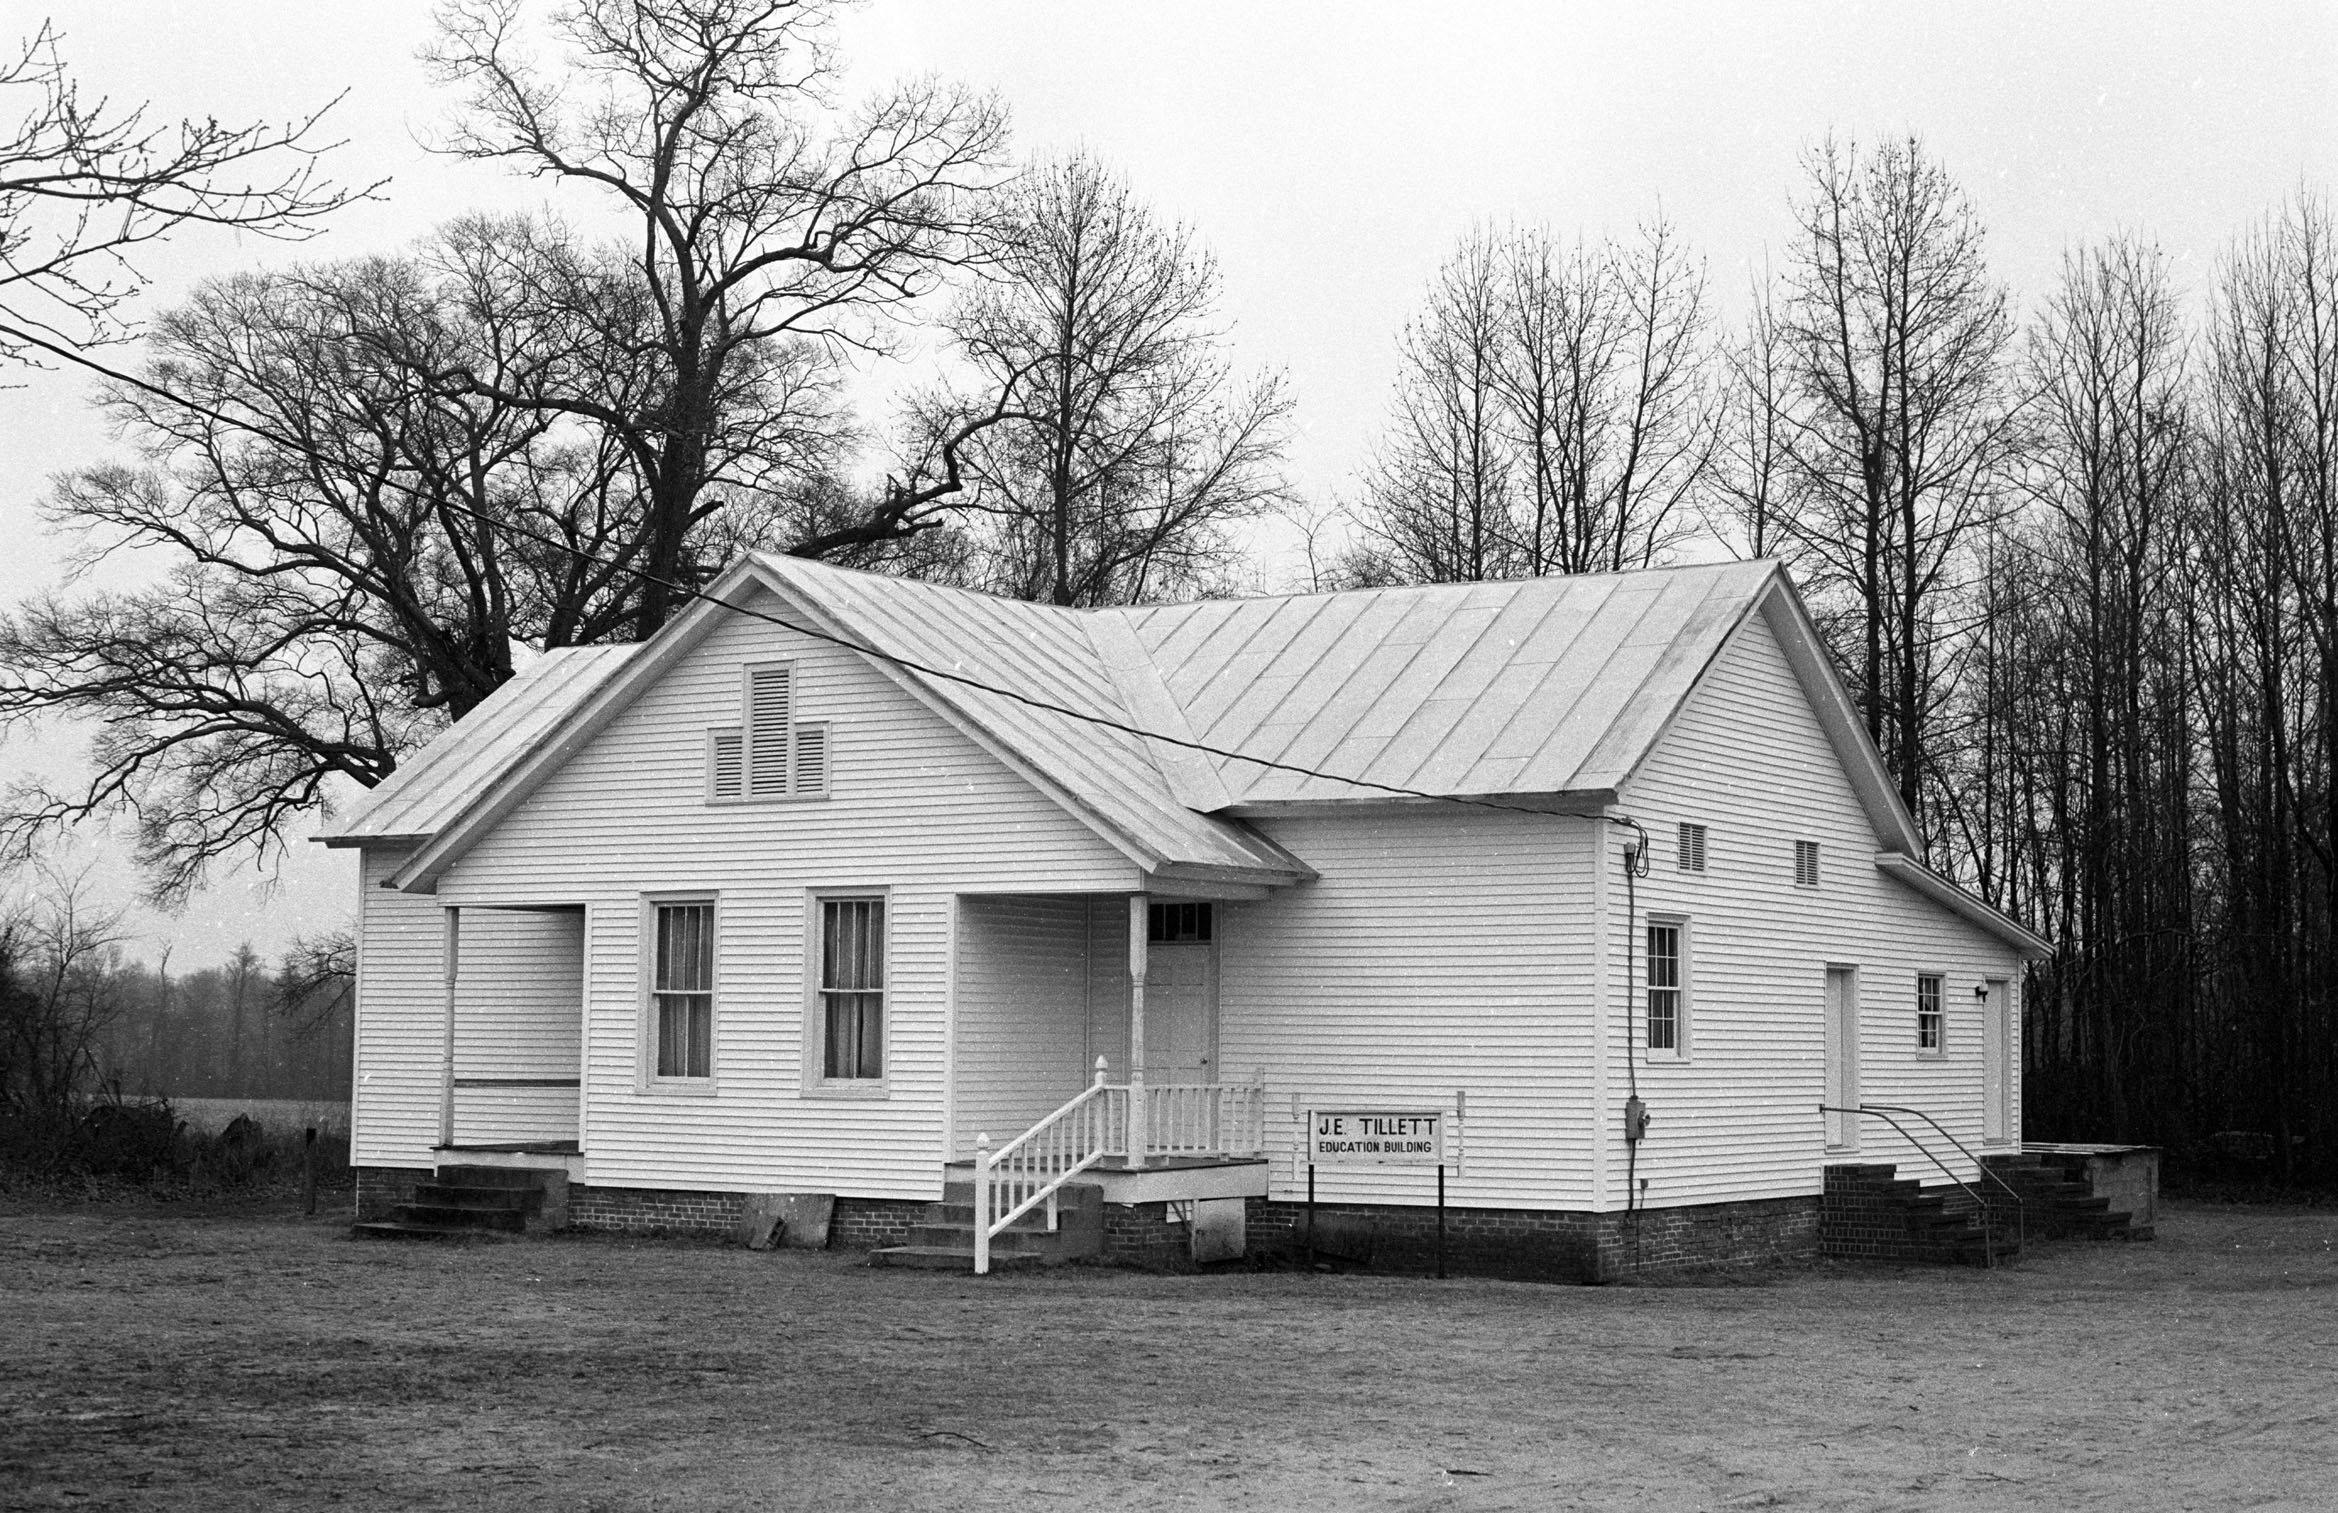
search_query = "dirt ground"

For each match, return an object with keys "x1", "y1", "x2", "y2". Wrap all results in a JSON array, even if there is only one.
[{"x1": 1, "y1": 1199, "x2": 2332, "y2": 1512}]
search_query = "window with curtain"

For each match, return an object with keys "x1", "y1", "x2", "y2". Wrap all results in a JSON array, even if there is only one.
[
  {"x1": 821, "y1": 898, "x2": 885, "y2": 1080},
  {"x1": 653, "y1": 901, "x2": 714, "y2": 1078}
]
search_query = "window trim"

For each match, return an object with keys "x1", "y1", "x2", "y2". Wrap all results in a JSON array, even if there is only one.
[
  {"x1": 803, "y1": 888, "x2": 891, "y2": 1099},
  {"x1": 641, "y1": 893, "x2": 719, "y2": 1096},
  {"x1": 1915, "y1": 970, "x2": 1946, "y2": 1057},
  {"x1": 1643, "y1": 914, "x2": 1691, "y2": 1061}
]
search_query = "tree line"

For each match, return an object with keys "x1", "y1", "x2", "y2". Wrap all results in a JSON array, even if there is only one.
[
  {"x1": 1, "y1": 865, "x2": 351, "y2": 1162},
  {"x1": 1, "y1": 3, "x2": 2329, "y2": 1180},
  {"x1": 1341, "y1": 149, "x2": 2336, "y2": 1183}
]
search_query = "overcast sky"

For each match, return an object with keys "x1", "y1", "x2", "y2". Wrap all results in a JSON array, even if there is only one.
[{"x1": 3, "y1": 0, "x2": 2333, "y2": 970}]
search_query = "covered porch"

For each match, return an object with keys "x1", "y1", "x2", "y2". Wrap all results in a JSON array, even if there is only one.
[
  {"x1": 428, "y1": 903, "x2": 587, "y2": 1164},
  {"x1": 950, "y1": 890, "x2": 1266, "y2": 1170}
]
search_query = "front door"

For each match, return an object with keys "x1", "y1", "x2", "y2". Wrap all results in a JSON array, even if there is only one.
[
  {"x1": 1983, "y1": 977, "x2": 2012, "y2": 1145},
  {"x1": 1145, "y1": 941, "x2": 1217, "y2": 1083},
  {"x1": 1825, "y1": 966, "x2": 1859, "y2": 1152}
]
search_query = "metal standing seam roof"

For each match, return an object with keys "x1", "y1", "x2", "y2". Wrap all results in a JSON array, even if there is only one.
[
  {"x1": 318, "y1": 644, "x2": 642, "y2": 845},
  {"x1": 320, "y1": 556, "x2": 1790, "y2": 880},
  {"x1": 1101, "y1": 561, "x2": 1780, "y2": 806},
  {"x1": 747, "y1": 553, "x2": 1310, "y2": 879}
]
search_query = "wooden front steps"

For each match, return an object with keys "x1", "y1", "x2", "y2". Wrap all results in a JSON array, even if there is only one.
[
  {"x1": 870, "y1": 1180, "x2": 1104, "y2": 1272},
  {"x1": 352, "y1": 1164, "x2": 566, "y2": 1241},
  {"x1": 1821, "y1": 1163, "x2": 2022, "y2": 1267}
]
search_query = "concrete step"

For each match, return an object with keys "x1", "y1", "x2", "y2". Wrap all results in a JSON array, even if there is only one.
[
  {"x1": 413, "y1": 1183, "x2": 542, "y2": 1211},
  {"x1": 868, "y1": 1244, "x2": 1052, "y2": 1272},
  {"x1": 350, "y1": 1219, "x2": 516, "y2": 1242},
  {"x1": 397, "y1": 1202, "x2": 528, "y2": 1232},
  {"x1": 435, "y1": 1165, "x2": 555, "y2": 1190},
  {"x1": 904, "y1": 1223, "x2": 1067, "y2": 1255}
]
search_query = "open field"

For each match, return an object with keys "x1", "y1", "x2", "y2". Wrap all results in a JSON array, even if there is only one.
[
  {"x1": 163, "y1": 1098, "x2": 351, "y2": 1138},
  {"x1": 2, "y1": 1200, "x2": 2332, "y2": 1512}
]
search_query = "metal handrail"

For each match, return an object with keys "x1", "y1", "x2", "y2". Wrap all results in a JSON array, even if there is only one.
[{"x1": 1821, "y1": 1103, "x2": 2025, "y2": 1265}]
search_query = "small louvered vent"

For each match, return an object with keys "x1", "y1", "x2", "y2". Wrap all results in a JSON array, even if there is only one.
[
  {"x1": 746, "y1": 664, "x2": 793, "y2": 798},
  {"x1": 1677, "y1": 822, "x2": 1707, "y2": 873},
  {"x1": 708, "y1": 729, "x2": 743, "y2": 801},
  {"x1": 1794, "y1": 839, "x2": 1820, "y2": 887},
  {"x1": 792, "y1": 721, "x2": 830, "y2": 796}
]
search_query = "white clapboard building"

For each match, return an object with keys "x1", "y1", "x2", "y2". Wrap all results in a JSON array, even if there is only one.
[{"x1": 325, "y1": 553, "x2": 2045, "y2": 1278}]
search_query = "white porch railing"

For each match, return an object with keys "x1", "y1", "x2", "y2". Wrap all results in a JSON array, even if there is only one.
[
  {"x1": 974, "y1": 1059, "x2": 1124, "y2": 1276},
  {"x1": 1144, "y1": 1081, "x2": 1266, "y2": 1159},
  {"x1": 972, "y1": 1062, "x2": 1267, "y2": 1275}
]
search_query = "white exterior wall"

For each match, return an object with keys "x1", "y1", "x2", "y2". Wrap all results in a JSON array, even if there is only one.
[
  {"x1": 950, "y1": 895, "x2": 1095, "y2": 1158},
  {"x1": 351, "y1": 844, "x2": 444, "y2": 1168},
  {"x1": 1221, "y1": 807, "x2": 1600, "y2": 1211},
  {"x1": 1613, "y1": 603, "x2": 2025, "y2": 1209},
  {"x1": 412, "y1": 588, "x2": 1138, "y2": 1198}
]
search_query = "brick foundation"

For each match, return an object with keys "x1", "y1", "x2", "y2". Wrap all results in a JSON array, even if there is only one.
[
  {"x1": 565, "y1": 1185, "x2": 927, "y2": 1247},
  {"x1": 825, "y1": 1197, "x2": 926, "y2": 1250},
  {"x1": 355, "y1": 1166, "x2": 431, "y2": 1221},
  {"x1": 1102, "y1": 1201, "x2": 1196, "y2": 1270},
  {"x1": 1247, "y1": 1195, "x2": 1818, "y2": 1282}
]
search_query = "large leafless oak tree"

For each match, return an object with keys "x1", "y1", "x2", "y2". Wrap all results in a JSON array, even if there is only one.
[
  {"x1": 423, "y1": 0, "x2": 1012, "y2": 634},
  {"x1": 0, "y1": 19, "x2": 371, "y2": 363}
]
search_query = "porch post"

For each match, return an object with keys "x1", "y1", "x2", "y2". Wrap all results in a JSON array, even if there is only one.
[
  {"x1": 1127, "y1": 892, "x2": 1149, "y2": 1169},
  {"x1": 438, "y1": 906, "x2": 461, "y2": 1150}
]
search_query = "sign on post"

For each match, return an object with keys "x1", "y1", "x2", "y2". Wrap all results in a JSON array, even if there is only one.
[{"x1": 1306, "y1": 1109, "x2": 1446, "y2": 1164}]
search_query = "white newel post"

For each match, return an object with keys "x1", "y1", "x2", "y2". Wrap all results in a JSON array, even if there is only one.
[
  {"x1": 437, "y1": 906, "x2": 461, "y2": 1150},
  {"x1": 1127, "y1": 892, "x2": 1149, "y2": 1169},
  {"x1": 974, "y1": 1132, "x2": 992, "y2": 1276}
]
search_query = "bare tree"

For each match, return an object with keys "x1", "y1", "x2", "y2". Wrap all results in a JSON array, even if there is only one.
[
  {"x1": 1349, "y1": 218, "x2": 1713, "y2": 583},
  {"x1": 423, "y1": 0, "x2": 1012, "y2": 633},
  {"x1": 1, "y1": 215, "x2": 854, "y2": 899},
  {"x1": 1772, "y1": 135, "x2": 2015, "y2": 832},
  {"x1": 0, "y1": 862, "x2": 126, "y2": 1146},
  {"x1": 0, "y1": 19, "x2": 371, "y2": 363},
  {"x1": 1710, "y1": 271, "x2": 1795, "y2": 558},
  {"x1": 1350, "y1": 228, "x2": 1518, "y2": 582},
  {"x1": 919, "y1": 152, "x2": 1290, "y2": 606}
]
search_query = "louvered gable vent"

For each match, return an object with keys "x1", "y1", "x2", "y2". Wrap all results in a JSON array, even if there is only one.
[
  {"x1": 707, "y1": 660, "x2": 832, "y2": 803},
  {"x1": 708, "y1": 729, "x2": 743, "y2": 800},
  {"x1": 792, "y1": 721, "x2": 830, "y2": 796},
  {"x1": 745, "y1": 663, "x2": 793, "y2": 798}
]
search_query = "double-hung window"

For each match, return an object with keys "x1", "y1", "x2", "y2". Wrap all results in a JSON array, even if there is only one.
[
  {"x1": 1916, "y1": 973, "x2": 1944, "y2": 1053},
  {"x1": 819, "y1": 897, "x2": 885, "y2": 1081},
  {"x1": 652, "y1": 901, "x2": 715, "y2": 1080},
  {"x1": 1646, "y1": 921, "x2": 1686, "y2": 1054}
]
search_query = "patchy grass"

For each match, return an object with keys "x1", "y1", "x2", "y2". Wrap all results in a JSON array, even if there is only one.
[{"x1": 2, "y1": 1198, "x2": 2332, "y2": 1510}]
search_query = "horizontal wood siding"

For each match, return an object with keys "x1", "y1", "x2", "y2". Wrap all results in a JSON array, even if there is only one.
[
  {"x1": 422, "y1": 587, "x2": 1137, "y2": 1199},
  {"x1": 1222, "y1": 808, "x2": 1598, "y2": 1211},
  {"x1": 1615, "y1": 605, "x2": 2025, "y2": 1210},
  {"x1": 351, "y1": 845, "x2": 443, "y2": 1169},
  {"x1": 951, "y1": 895, "x2": 1094, "y2": 1158}
]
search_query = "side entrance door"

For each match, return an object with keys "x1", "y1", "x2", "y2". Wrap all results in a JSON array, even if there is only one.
[
  {"x1": 1146, "y1": 941, "x2": 1217, "y2": 1083},
  {"x1": 1983, "y1": 976, "x2": 2012, "y2": 1145},
  {"x1": 1825, "y1": 966, "x2": 1859, "y2": 1152}
]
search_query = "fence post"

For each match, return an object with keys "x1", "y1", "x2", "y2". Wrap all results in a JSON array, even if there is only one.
[
  {"x1": 974, "y1": 1133, "x2": 992, "y2": 1277},
  {"x1": 302, "y1": 1126, "x2": 318, "y2": 1216}
]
